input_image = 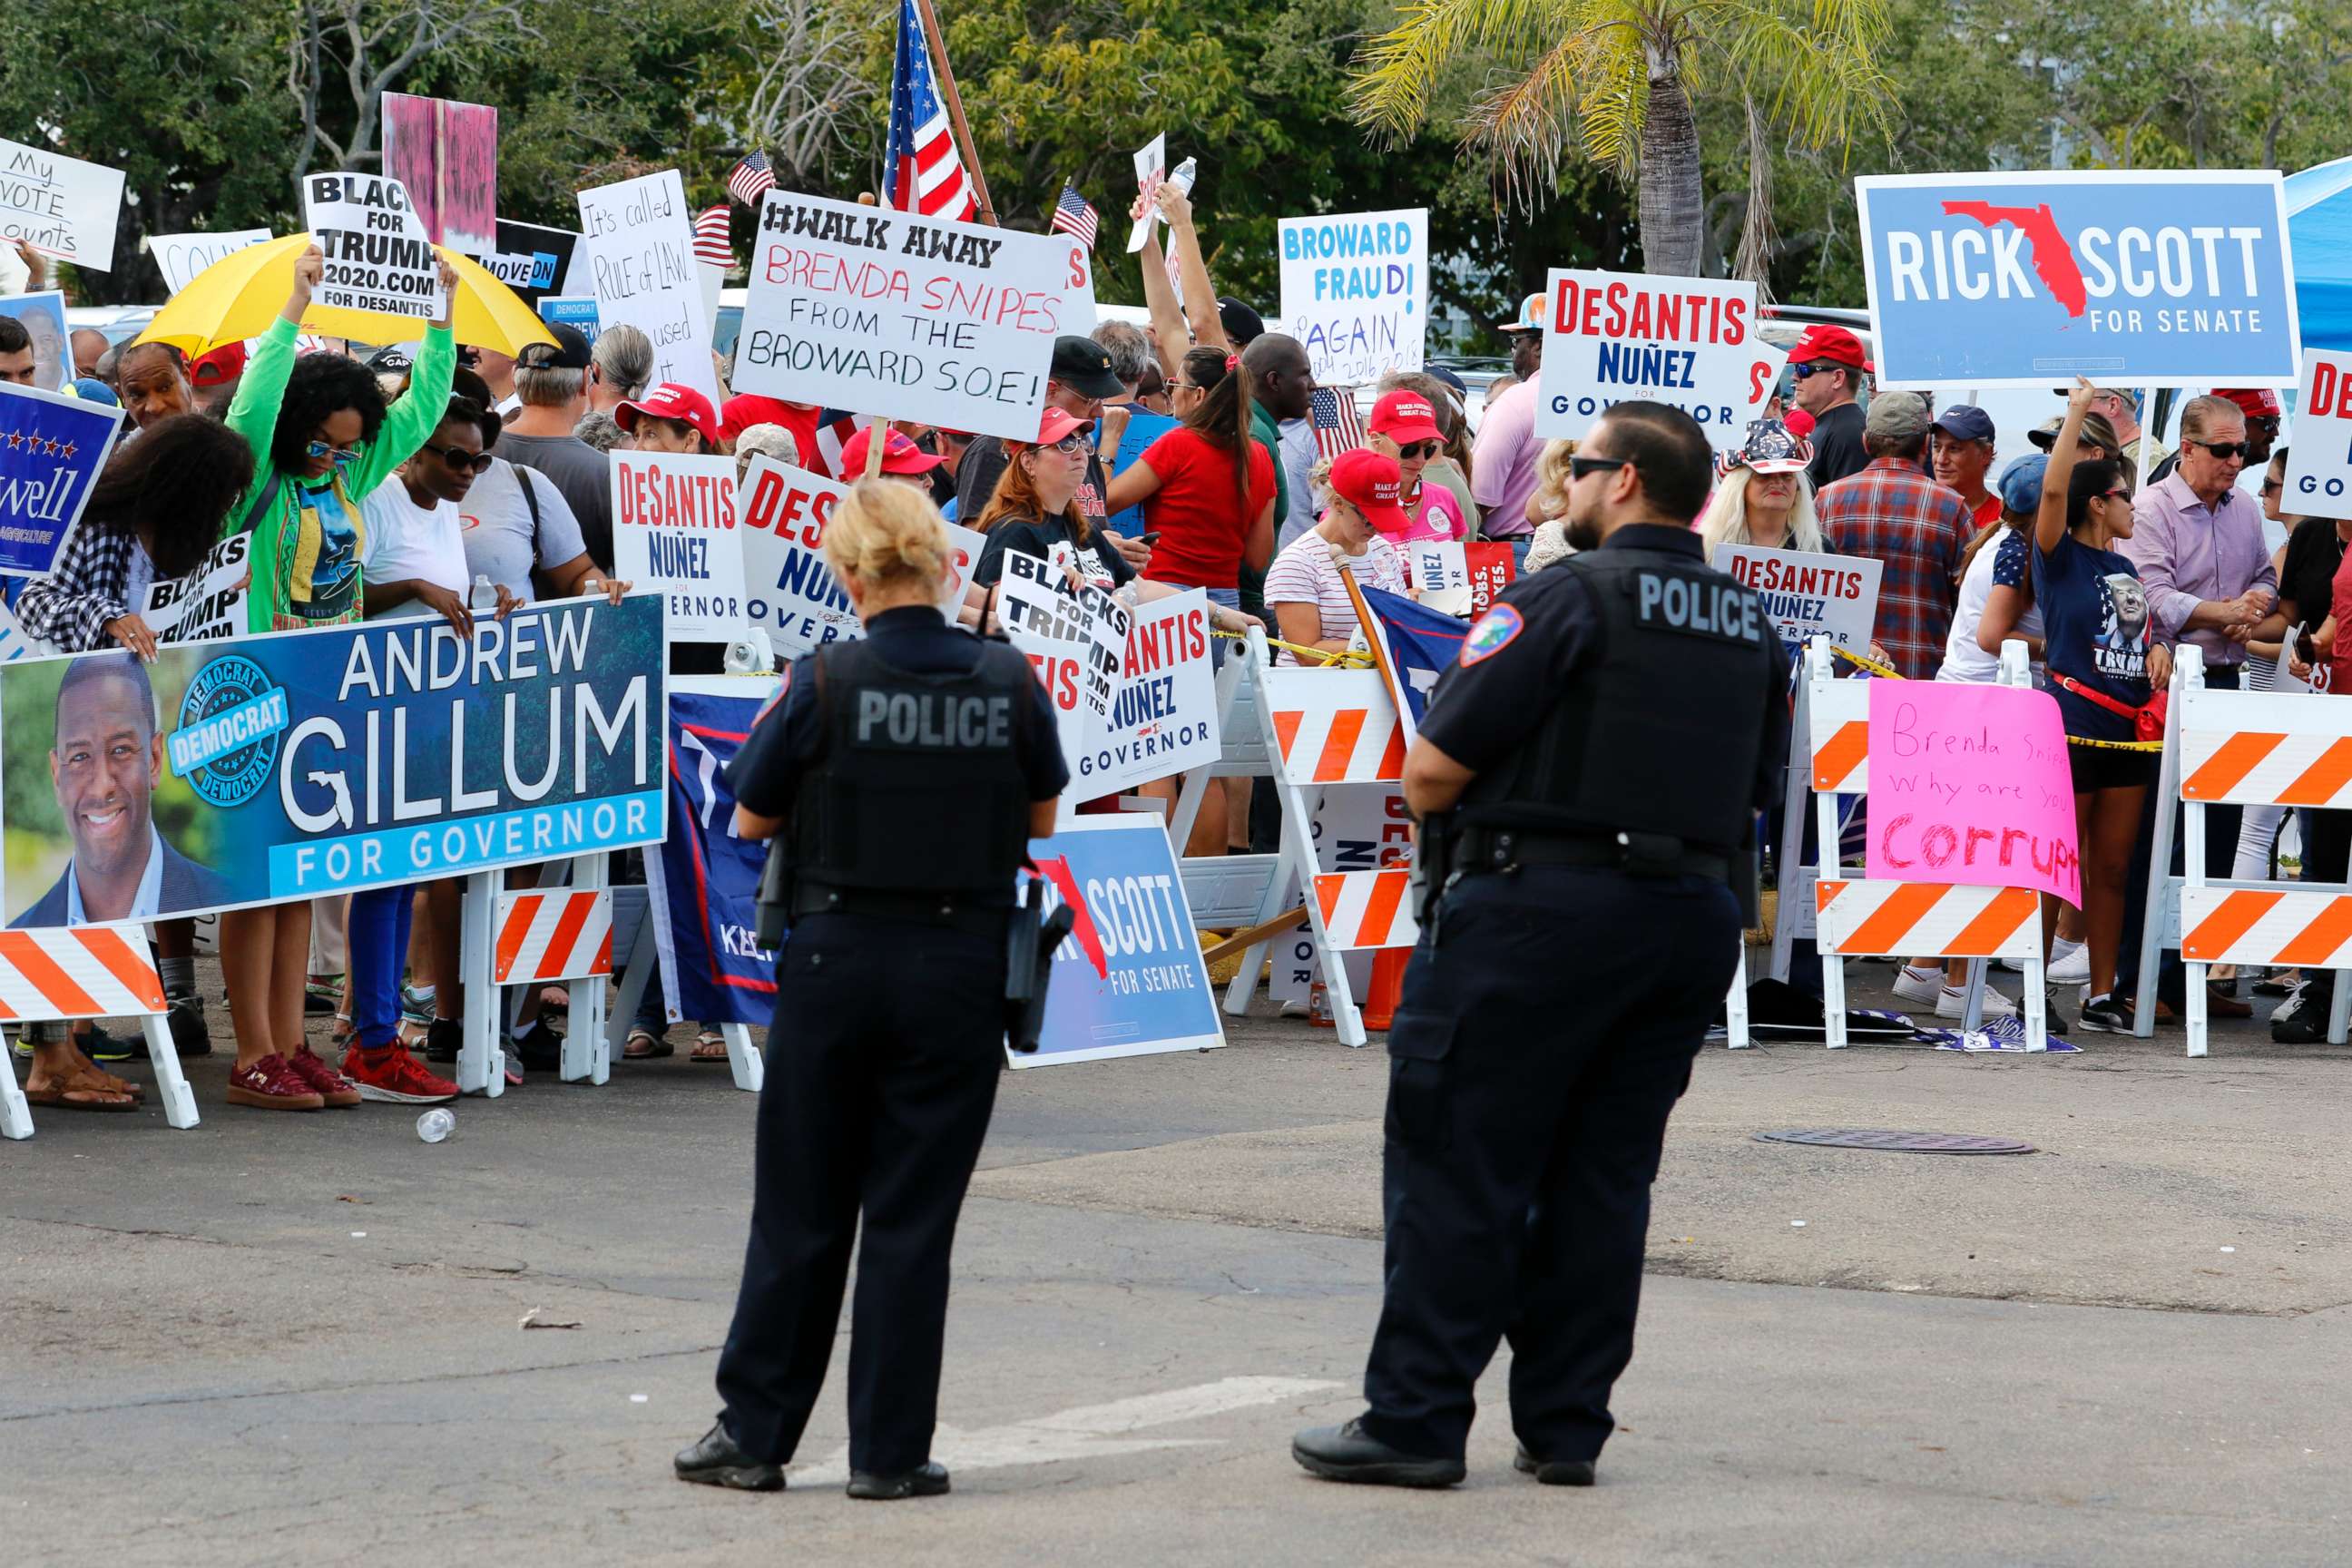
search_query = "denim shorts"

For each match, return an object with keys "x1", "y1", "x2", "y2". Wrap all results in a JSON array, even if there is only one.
[{"x1": 1205, "y1": 586, "x2": 1240, "y2": 668}]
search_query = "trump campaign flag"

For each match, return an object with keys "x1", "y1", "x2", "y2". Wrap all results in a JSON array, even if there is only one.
[
  {"x1": 643, "y1": 680, "x2": 782, "y2": 1026},
  {"x1": 1357, "y1": 584, "x2": 1466, "y2": 747}
]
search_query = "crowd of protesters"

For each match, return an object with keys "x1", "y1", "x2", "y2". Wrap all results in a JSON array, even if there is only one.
[{"x1": 5, "y1": 167, "x2": 2328, "y2": 1119}]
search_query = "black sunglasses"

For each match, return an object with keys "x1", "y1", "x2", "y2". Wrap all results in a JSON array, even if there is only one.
[
  {"x1": 1569, "y1": 455, "x2": 1629, "y2": 481},
  {"x1": 422, "y1": 442, "x2": 495, "y2": 474},
  {"x1": 1392, "y1": 439, "x2": 1442, "y2": 459},
  {"x1": 2193, "y1": 440, "x2": 2251, "y2": 461}
]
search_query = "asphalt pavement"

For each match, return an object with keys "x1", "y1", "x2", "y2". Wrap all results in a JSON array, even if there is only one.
[{"x1": 5, "y1": 957, "x2": 2347, "y2": 1566}]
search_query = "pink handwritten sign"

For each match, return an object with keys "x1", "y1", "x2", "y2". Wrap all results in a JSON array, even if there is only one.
[{"x1": 1864, "y1": 680, "x2": 2080, "y2": 905}]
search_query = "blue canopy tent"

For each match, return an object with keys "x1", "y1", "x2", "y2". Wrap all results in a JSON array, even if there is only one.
[{"x1": 2288, "y1": 153, "x2": 2352, "y2": 352}]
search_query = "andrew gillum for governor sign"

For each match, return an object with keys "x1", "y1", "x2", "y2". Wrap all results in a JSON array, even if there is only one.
[
  {"x1": 1855, "y1": 170, "x2": 2298, "y2": 389},
  {"x1": 0, "y1": 595, "x2": 666, "y2": 926}
]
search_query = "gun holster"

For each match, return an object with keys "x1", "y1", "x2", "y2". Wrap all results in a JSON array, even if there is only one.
[
  {"x1": 753, "y1": 839, "x2": 794, "y2": 953},
  {"x1": 1004, "y1": 878, "x2": 1076, "y2": 1055}
]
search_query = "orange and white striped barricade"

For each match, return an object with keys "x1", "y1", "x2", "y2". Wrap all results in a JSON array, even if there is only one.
[
  {"x1": 493, "y1": 867, "x2": 619, "y2": 1084},
  {"x1": 1230, "y1": 626, "x2": 1414, "y2": 1045},
  {"x1": 2133, "y1": 643, "x2": 2349, "y2": 1056},
  {"x1": 1170, "y1": 640, "x2": 1285, "y2": 936},
  {"x1": 0, "y1": 924, "x2": 189, "y2": 1140},
  {"x1": 1806, "y1": 637, "x2": 2047, "y2": 1049}
]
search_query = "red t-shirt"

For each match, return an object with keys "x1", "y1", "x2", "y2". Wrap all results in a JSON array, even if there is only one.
[
  {"x1": 1136, "y1": 427, "x2": 1276, "y2": 590},
  {"x1": 721, "y1": 396, "x2": 825, "y2": 475}
]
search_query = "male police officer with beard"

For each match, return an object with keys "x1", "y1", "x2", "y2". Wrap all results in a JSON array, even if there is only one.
[
  {"x1": 677, "y1": 480, "x2": 1066, "y2": 1501},
  {"x1": 1294, "y1": 400, "x2": 1787, "y2": 1490}
]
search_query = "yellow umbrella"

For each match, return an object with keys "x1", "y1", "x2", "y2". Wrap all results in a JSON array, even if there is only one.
[{"x1": 134, "y1": 233, "x2": 558, "y2": 358}]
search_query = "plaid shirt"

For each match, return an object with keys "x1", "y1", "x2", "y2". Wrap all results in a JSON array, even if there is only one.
[
  {"x1": 1816, "y1": 456, "x2": 1975, "y2": 680},
  {"x1": 15, "y1": 522, "x2": 142, "y2": 653}
]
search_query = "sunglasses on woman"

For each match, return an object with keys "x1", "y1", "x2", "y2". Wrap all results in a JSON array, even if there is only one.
[
  {"x1": 423, "y1": 442, "x2": 495, "y2": 474},
  {"x1": 304, "y1": 440, "x2": 362, "y2": 466},
  {"x1": 1391, "y1": 439, "x2": 1442, "y2": 460},
  {"x1": 1042, "y1": 433, "x2": 1089, "y2": 454}
]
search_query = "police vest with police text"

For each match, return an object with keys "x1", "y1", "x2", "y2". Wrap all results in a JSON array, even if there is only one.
[
  {"x1": 1458, "y1": 538, "x2": 1778, "y2": 855},
  {"x1": 790, "y1": 637, "x2": 1035, "y2": 898}
]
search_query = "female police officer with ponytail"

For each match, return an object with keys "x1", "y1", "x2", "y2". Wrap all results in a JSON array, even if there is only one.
[{"x1": 676, "y1": 479, "x2": 1067, "y2": 1501}]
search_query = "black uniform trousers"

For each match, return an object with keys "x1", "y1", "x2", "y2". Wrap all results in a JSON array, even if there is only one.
[
  {"x1": 714, "y1": 910, "x2": 1005, "y2": 1475},
  {"x1": 1360, "y1": 864, "x2": 1740, "y2": 1463}
]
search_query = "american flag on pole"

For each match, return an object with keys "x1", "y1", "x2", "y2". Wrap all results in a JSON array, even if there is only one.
[
  {"x1": 884, "y1": 0, "x2": 977, "y2": 222},
  {"x1": 692, "y1": 205, "x2": 732, "y2": 270},
  {"x1": 725, "y1": 152, "x2": 775, "y2": 207},
  {"x1": 810, "y1": 410, "x2": 861, "y2": 479},
  {"x1": 1311, "y1": 387, "x2": 1367, "y2": 461},
  {"x1": 1049, "y1": 181, "x2": 1099, "y2": 248}
]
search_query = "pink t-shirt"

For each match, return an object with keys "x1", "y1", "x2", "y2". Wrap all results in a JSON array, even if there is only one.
[
  {"x1": 1468, "y1": 373, "x2": 1542, "y2": 538},
  {"x1": 1262, "y1": 530, "x2": 1408, "y2": 664},
  {"x1": 1387, "y1": 481, "x2": 1468, "y2": 544}
]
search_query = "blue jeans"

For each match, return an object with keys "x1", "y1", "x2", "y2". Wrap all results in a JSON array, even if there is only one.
[{"x1": 348, "y1": 885, "x2": 416, "y2": 1050}]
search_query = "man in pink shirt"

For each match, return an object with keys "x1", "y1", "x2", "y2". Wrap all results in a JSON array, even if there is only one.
[{"x1": 1470, "y1": 292, "x2": 1546, "y2": 558}]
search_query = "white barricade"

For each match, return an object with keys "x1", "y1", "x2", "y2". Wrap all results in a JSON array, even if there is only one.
[
  {"x1": 1170, "y1": 642, "x2": 1284, "y2": 931},
  {"x1": 2133, "y1": 643, "x2": 2352, "y2": 1056},
  {"x1": 453, "y1": 853, "x2": 621, "y2": 1095},
  {"x1": 0, "y1": 925, "x2": 190, "y2": 1139},
  {"x1": 1229, "y1": 627, "x2": 1414, "y2": 1045},
  {"x1": 1802, "y1": 637, "x2": 2047, "y2": 1050}
]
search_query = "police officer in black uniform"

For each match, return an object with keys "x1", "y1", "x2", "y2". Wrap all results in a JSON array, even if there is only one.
[
  {"x1": 675, "y1": 479, "x2": 1067, "y2": 1500},
  {"x1": 1293, "y1": 400, "x2": 1787, "y2": 1489}
]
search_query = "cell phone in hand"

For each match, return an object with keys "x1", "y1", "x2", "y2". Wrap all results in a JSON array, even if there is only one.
[{"x1": 1138, "y1": 532, "x2": 1161, "y2": 546}]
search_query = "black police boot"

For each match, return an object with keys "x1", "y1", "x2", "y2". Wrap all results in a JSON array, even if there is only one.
[
  {"x1": 846, "y1": 1461, "x2": 950, "y2": 1499},
  {"x1": 1291, "y1": 1420, "x2": 1465, "y2": 1488},
  {"x1": 1514, "y1": 1444, "x2": 1597, "y2": 1486},
  {"x1": 674, "y1": 1419, "x2": 785, "y2": 1491}
]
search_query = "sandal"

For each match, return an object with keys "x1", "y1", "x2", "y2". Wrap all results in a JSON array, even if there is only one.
[
  {"x1": 691, "y1": 1030, "x2": 730, "y2": 1063},
  {"x1": 330, "y1": 1013, "x2": 356, "y2": 1049},
  {"x1": 24, "y1": 1065, "x2": 141, "y2": 1112},
  {"x1": 623, "y1": 1027, "x2": 671, "y2": 1060}
]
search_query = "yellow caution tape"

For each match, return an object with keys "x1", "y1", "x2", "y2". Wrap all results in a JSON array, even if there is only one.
[
  {"x1": 1210, "y1": 627, "x2": 1374, "y2": 667},
  {"x1": 2065, "y1": 734, "x2": 2164, "y2": 752},
  {"x1": 1830, "y1": 646, "x2": 1902, "y2": 679}
]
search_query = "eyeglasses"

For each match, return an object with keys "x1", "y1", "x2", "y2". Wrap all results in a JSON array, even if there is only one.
[
  {"x1": 2261, "y1": 478, "x2": 2285, "y2": 495},
  {"x1": 422, "y1": 442, "x2": 495, "y2": 474},
  {"x1": 1569, "y1": 455, "x2": 1629, "y2": 481},
  {"x1": 1390, "y1": 439, "x2": 1442, "y2": 459},
  {"x1": 2193, "y1": 440, "x2": 2251, "y2": 460},
  {"x1": 305, "y1": 440, "x2": 361, "y2": 466},
  {"x1": 1044, "y1": 433, "x2": 1088, "y2": 454}
]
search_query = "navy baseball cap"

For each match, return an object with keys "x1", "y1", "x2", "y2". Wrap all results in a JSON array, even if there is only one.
[
  {"x1": 1930, "y1": 405, "x2": 1995, "y2": 443},
  {"x1": 1996, "y1": 453, "x2": 2048, "y2": 515}
]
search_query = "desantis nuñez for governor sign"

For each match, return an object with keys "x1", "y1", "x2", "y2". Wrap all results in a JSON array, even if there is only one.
[
  {"x1": 1856, "y1": 170, "x2": 2298, "y2": 389},
  {"x1": 0, "y1": 594, "x2": 667, "y2": 925}
]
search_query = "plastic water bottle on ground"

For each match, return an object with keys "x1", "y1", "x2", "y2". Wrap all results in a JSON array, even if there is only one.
[{"x1": 416, "y1": 1108, "x2": 456, "y2": 1143}]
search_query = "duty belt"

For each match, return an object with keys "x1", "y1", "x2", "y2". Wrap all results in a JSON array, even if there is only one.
[
  {"x1": 1461, "y1": 828, "x2": 1730, "y2": 882},
  {"x1": 791, "y1": 883, "x2": 1014, "y2": 936}
]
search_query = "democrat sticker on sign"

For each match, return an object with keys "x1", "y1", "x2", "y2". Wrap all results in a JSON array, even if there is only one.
[
  {"x1": 733, "y1": 188, "x2": 1093, "y2": 442},
  {"x1": 1856, "y1": 170, "x2": 2298, "y2": 388},
  {"x1": 1710, "y1": 544, "x2": 1881, "y2": 657},
  {"x1": 1532, "y1": 270, "x2": 1776, "y2": 452},
  {"x1": 2285, "y1": 348, "x2": 2352, "y2": 522},
  {"x1": 1278, "y1": 208, "x2": 1427, "y2": 386},
  {"x1": 1019, "y1": 815, "x2": 1226, "y2": 1066}
]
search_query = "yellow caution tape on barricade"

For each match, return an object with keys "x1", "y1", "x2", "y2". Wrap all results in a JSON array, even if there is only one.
[
  {"x1": 1830, "y1": 645, "x2": 1902, "y2": 679},
  {"x1": 2065, "y1": 734, "x2": 2165, "y2": 752},
  {"x1": 1211, "y1": 627, "x2": 1374, "y2": 668}
]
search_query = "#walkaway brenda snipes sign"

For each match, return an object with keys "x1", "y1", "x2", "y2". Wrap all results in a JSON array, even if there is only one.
[{"x1": 731, "y1": 188, "x2": 1093, "y2": 443}]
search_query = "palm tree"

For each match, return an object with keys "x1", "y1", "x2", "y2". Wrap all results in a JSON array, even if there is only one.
[{"x1": 1353, "y1": 0, "x2": 1896, "y2": 281}]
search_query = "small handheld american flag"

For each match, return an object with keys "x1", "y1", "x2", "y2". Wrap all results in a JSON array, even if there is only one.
[
  {"x1": 1049, "y1": 181, "x2": 1099, "y2": 249},
  {"x1": 692, "y1": 205, "x2": 732, "y2": 270},
  {"x1": 726, "y1": 152, "x2": 776, "y2": 207},
  {"x1": 1311, "y1": 387, "x2": 1367, "y2": 461}
]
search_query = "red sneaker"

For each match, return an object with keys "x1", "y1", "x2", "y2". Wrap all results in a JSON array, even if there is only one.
[
  {"x1": 341, "y1": 1042, "x2": 459, "y2": 1104},
  {"x1": 226, "y1": 1054, "x2": 326, "y2": 1112},
  {"x1": 286, "y1": 1045, "x2": 364, "y2": 1108}
]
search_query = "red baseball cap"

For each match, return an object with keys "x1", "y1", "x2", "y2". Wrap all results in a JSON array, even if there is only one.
[
  {"x1": 839, "y1": 426, "x2": 945, "y2": 476},
  {"x1": 1021, "y1": 407, "x2": 1088, "y2": 447},
  {"x1": 2214, "y1": 387, "x2": 2283, "y2": 420},
  {"x1": 191, "y1": 340, "x2": 247, "y2": 388},
  {"x1": 617, "y1": 383, "x2": 722, "y2": 444},
  {"x1": 1328, "y1": 448, "x2": 1410, "y2": 534},
  {"x1": 1788, "y1": 323, "x2": 1873, "y2": 374},
  {"x1": 1369, "y1": 390, "x2": 1444, "y2": 446}
]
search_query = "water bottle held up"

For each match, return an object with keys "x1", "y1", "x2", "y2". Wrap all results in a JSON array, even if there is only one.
[{"x1": 1169, "y1": 158, "x2": 1197, "y2": 197}]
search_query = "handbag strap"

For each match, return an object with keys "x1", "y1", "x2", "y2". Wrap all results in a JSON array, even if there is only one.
[{"x1": 2050, "y1": 671, "x2": 2141, "y2": 722}]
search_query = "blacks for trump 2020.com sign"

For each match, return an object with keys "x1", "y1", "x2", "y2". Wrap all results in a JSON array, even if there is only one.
[{"x1": 0, "y1": 595, "x2": 667, "y2": 926}]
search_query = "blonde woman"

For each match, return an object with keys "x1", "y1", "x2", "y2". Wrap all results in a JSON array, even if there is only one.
[
  {"x1": 1523, "y1": 439, "x2": 1577, "y2": 573},
  {"x1": 1697, "y1": 419, "x2": 1824, "y2": 554},
  {"x1": 681, "y1": 478, "x2": 1066, "y2": 1500}
]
